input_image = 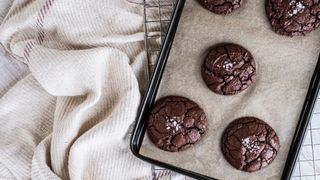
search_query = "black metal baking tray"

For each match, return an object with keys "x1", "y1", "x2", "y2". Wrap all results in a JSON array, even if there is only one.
[{"x1": 130, "y1": 0, "x2": 320, "y2": 179}]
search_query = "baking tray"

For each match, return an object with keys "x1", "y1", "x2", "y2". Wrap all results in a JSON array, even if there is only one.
[{"x1": 130, "y1": 0, "x2": 320, "y2": 179}]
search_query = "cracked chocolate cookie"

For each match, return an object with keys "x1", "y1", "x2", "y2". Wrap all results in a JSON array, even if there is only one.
[
  {"x1": 266, "y1": 0, "x2": 320, "y2": 36},
  {"x1": 201, "y1": 43, "x2": 256, "y2": 95},
  {"x1": 197, "y1": 0, "x2": 244, "y2": 15},
  {"x1": 221, "y1": 117, "x2": 280, "y2": 172},
  {"x1": 147, "y1": 96, "x2": 208, "y2": 152}
]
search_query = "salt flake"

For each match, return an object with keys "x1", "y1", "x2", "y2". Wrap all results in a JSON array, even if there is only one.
[
  {"x1": 241, "y1": 138, "x2": 260, "y2": 153},
  {"x1": 288, "y1": 1, "x2": 305, "y2": 17}
]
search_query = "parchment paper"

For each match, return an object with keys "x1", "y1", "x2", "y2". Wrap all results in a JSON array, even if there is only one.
[{"x1": 140, "y1": 0, "x2": 320, "y2": 179}]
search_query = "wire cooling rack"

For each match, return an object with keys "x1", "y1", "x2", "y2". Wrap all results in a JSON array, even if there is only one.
[
  {"x1": 143, "y1": 1, "x2": 320, "y2": 179},
  {"x1": 291, "y1": 96, "x2": 320, "y2": 180},
  {"x1": 143, "y1": 0, "x2": 175, "y2": 73}
]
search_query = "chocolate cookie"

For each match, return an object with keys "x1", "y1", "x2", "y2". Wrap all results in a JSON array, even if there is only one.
[
  {"x1": 197, "y1": 0, "x2": 245, "y2": 14},
  {"x1": 147, "y1": 96, "x2": 208, "y2": 152},
  {"x1": 221, "y1": 117, "x2": 280, "y2": 172},
  {"x1": 266, "y1": 0, "x2": 320, "y2": 36},
  {"x1": 201, "y1": 43, "x2": 256, "y2": 95}
]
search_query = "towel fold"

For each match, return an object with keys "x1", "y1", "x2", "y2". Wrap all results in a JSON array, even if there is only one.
[{"x1": 0, "y1": 0, "x2": 154, "y2": 179}]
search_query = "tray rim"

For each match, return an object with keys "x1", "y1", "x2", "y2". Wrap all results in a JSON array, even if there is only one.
[{"x1": 130, "y1": 0, "x2": 320, "y2": 179}]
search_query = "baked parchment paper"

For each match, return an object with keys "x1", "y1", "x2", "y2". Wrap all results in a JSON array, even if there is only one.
[{"x1": 140, "y1": 0, "x2": 320, "y2": 179}]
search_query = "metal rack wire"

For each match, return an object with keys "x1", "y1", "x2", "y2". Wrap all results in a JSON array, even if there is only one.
[
  {"x1": 143, "y1": 1, "x2": 320, "y2": 179},
  {"x1": 291, "y1": 97, "x2": 320, "y2": 180},
  {"x1": 143, "y1": 0, "x2": 175, "y2": 74}
]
